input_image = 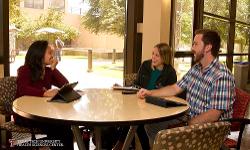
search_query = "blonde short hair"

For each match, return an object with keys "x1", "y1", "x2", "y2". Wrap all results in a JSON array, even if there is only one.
[{"x1": 154, "y1": 43, "x2": 173, "y2": 65}]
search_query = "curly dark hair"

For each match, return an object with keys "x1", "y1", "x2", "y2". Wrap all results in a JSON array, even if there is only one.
[
  {"x1": 25, "y1": 40, "x2": 48, "y2": 82},
  {"x1": 195, "y1": 29, "x2": 221, "y2": 57}
]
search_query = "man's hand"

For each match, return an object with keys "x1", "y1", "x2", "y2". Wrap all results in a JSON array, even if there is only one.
[
  {"x1": 137, "y1": 88, "x2": 152, "y2": 99},
  {"x1": 43, "y1": 89, "x2": 59, "y2": 97},
  {"x1": 50, "y1": 58, "x2": 58, "y2": 70}
]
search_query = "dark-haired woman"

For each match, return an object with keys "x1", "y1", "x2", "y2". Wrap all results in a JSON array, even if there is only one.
[{"x1": 14, "y1": 40, "x2": 73, "y2": 150}]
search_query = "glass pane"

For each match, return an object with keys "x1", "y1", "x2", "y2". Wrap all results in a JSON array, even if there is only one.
[
  {"x1": 174, "y1": 57, "x2": 191, "y2": 80},
  {"x1": 34, "y1": 0, "x2": 44, "y2": 9},
  {"x1": 204, "y1": 0, "x2": 229, "y2": 18},
  {"x1": 235, "y1": 24, "x2": 250, "y2": 54},
  {"x1": 175, "y1": 0, "x2": 193, "y2": 52},
  {"x1": 218, "y1": 56, "x2": 227, "y2": 66},
  {"x1": 232, "y1": 55, "x2": 249, "y2": 75},
  {"x1": 233, "y1": 55, "x2": 248, "y2": 63},
  {"x1": 49, "y1": 0, "x2": 65, "y2": 10},
  {"x1": 10, "y1": 0, "x2": 125, "y2": 88},
  {"x1": 24, "y1": 0, "x2": 33, "y2": 8},
  {"x1": 236, "y1": 0, "x2": 250, "y2": 24},
  {"x1": 203, "y1": 15, "x2": 229, "y2": 54}
]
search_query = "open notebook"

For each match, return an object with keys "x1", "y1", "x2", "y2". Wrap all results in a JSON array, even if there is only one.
[
  {"x1": 48, "y1": 82, "x2": 81, "y2": 103},
  {"x1": 112, "y1": 85, "x2": 139, "y2": 91}
]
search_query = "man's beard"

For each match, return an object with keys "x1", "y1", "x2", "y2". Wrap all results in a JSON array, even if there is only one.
[{"x1": 194, "y1": 47, "x2": 205, "y2": 63}]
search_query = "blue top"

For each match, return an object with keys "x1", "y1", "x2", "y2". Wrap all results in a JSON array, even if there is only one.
[{"x1": 147, "y1": 69, "x2": 162, "y2": 90}]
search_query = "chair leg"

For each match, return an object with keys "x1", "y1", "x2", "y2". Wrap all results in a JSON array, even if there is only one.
[
  {"x1": 0, "y1": 129, "x2": 12, "y2": 149},
  {"x1": 236, "y1": 123, "x2": 246, "y2": 150},
  {"x1": 31, "y1": 133, "x2": 36, "y2": 140}
]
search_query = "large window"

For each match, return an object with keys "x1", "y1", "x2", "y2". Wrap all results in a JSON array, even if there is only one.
[
  {"x1": 236, "y1": 0, "x2": 250, "y2": 24},
  {"x1": 204, "y1": 0, "x2": 229, "y2": 18},
  {"x1": 172, "y1": 0, "x2": 194, "y2": 79},
  {"x1": 49, "y1": 0, "x2": 65, "y2": 11},
  {"x1": 235, "y1": 24, "x2": 249, "y2": 54},
  {"x1": 172, "y1": 0, "x2": 250, "y2": 81},
  {"x1": 202, "y1": 0, "x2": 250, "y2": 78},
  {"x1": 174, "y1": 0, "x2": 193, "y2": 52},
  {"x1": 24, "y1": 0, "x2": 44, "y2": 9},
  {"x1": 203, "y1": 16, "x2": 229, "y2": 54}
]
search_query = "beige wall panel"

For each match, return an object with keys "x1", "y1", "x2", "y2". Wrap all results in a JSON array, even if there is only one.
[
  {"x1": 142, "y1": 0, "x2": 171, "y2": 61},
  {"x1": 161, "y1": 0, "x2": 171, "y2": 43}
]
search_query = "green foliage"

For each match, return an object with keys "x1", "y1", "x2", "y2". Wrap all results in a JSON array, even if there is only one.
[
  {"x1": 236, "y1": 0, "x2": 250, "y2": 23},
  {"x1": 81, "y1": 0, "x2": 125, "y2": 36},
  {"x1": 10, "y1": 0, "x2": 78, "y2": 49},
  {"x1": 175, "y1": 0, "x2": 193, "y2": 49},
  {"x1": 32, "y1": 8, "x2": 78, "y2": 42},
  {"x1": 204, "y1": 0, "x2": 230, "y2": 18},
  {"x1": 203, "y1": 17, "x2": 229, "y2": 45},
  {"x1": 14, "y1": 8, "x2": 78, "y2": 49},
  {"x1": 176, "y1": 0, "x2": 250, "y2": 54},
  {"x1": 9, "y1": 0, "x2": 25, "y2": 27}
]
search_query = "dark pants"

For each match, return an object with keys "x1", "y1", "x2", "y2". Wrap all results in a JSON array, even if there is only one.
[
  {"x1": 14, "y1": 114, "x2": 74, "y2": 150},
  {"x1": 119, "y1": 125, "x2": 150, "y2": 150},
  {"x1": 55, "y1": 49, "x2": 61, "y2": 61},
  {"x1": 92, "y1": 127, "x2": 119, "y2": 149}
]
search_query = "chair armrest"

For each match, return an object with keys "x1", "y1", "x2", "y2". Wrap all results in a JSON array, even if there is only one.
[
  {"x1": 223, "y1": 118, "x2": 250, "y2": 124},
  {"x1": 0, "y1": 106, "x2": 12, "y2": 122}
]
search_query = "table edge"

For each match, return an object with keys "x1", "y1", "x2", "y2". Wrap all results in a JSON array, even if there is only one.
[{"x1": 13, "y1": 106, "x2": 189, "y2": 126}]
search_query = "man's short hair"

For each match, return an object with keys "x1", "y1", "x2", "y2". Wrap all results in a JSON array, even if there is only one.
[{"x1": 195, "y1": 29, "x2": 221, "y2": 57}]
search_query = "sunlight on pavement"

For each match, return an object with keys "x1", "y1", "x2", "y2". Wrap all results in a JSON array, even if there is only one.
[{"x1": 10, "y1": 57, "x2": 123, "y2": 90}]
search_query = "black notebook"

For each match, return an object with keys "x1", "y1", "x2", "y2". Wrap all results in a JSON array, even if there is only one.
[
  {"x1": 48, "y1": 82, "x2": 81, "y2": 103},
  {"x1": 145, "y1": 96, "x2": 187, "y2": 108}
]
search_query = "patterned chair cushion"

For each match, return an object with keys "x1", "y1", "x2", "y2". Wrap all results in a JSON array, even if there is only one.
[
  {"x1": 124, "y1": 73, "x2": 137, "y2": 86},
  {"x1": 0, "y1": 76, "x2": 17, "y2": 114},
  {"x1": 0, "y1": 77, "x2": 44, "y2": 137},
  {"x1": 231, "y1": 88, "x2": 250, "y2": 131},
  {"x1": 153, "y1": 122, "x2": 231, "y2": 150},
  {"x1": 1, "y1": 121, "x2": 43, "y2": 133}
]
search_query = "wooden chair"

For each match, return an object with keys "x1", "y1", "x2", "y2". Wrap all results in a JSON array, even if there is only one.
[
  {"x1": 124, "y1": 73, "x2": 137, "y2": 86},
  {"x1": 223, "y1": 87, "x2": 250, "y2": 150},
  {"x1": 0, "y1": 76, "x2": 43, "y2": 149},
  {"x1": 153, "y1": 122, "x2": 231, "y2": 150}
]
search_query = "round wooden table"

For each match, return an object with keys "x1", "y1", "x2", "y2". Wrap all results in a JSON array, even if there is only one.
[{"x1": 13, "y1": 88, "x2": 189, "y2": 150}]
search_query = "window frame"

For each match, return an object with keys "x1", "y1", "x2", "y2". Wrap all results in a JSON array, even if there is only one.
[
  {"x1": 171, "y1": 0, "x2": 250, "y2": 81},
  {"x1": 24, "y1": 0, "x2": 44, "y2": 9}
]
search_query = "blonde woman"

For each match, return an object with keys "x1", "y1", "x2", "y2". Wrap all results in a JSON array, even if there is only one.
[{"x1": 114, "y1": 43, "x2": 177, "y2": 150}]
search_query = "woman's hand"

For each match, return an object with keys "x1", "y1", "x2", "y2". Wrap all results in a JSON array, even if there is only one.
[
  {"x1": 113, "y1": 83, "x2": 121, "y2": 87},
  {"x1": 43, "y1": 89, "x2": 59, "y2": 97},
  {"x1": 137, "y1": 88, "x2": 151, "y2": 99},
  {"x1": 50, "y1": 58, "x2": 58, "y2": 70}
]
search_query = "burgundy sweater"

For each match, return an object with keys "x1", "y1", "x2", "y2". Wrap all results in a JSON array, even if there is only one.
[{"x1": 16, "y1": 65, "x2": 69, "y2": 98}]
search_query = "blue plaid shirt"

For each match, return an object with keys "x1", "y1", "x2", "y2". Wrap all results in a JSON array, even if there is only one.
[{"x1": 177, "y1": 58, "x2": 235, "y2": 120}]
